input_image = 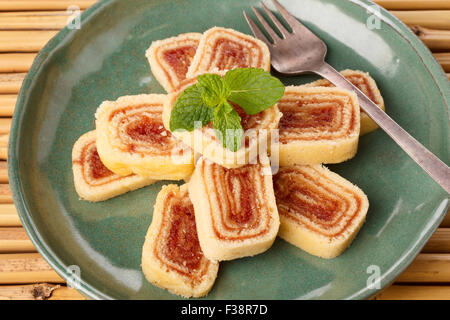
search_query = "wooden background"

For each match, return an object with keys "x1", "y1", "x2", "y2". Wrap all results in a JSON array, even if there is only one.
[{"x1": 0, "y1": 0, "x2": 449, "y2": 300}]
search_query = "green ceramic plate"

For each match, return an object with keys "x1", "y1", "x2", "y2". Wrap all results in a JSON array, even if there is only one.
[{"x1": 9, "y1": 0, "x2": 449, "y2": 300}]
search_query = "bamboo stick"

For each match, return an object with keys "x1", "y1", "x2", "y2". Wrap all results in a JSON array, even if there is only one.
[
  {"x1": 0, "y1": 204, "x2": 18, "y2": 214},
  {"x1": 0, "y1": 147, "x2": 6, "y2": 160},
  {"x1": 0, "y1": 216, "x2": 19, "y2": 227},
  {"x1": 0, "y1": 227, "x2": 35, "y2": 253},
  {"x1": 0, "y1": 14, "x2": 73, "y2": 30},
  {"x1": 0, "y1": 161, "x2": 7, "y2": 183},
  {"x1": 0, "y1": 253, "x2": 64, "y2": 284},
  {"x1": 0, "y1": 134, "x2": 9, "y2": 149},
  {"x1": 0, "y1": 73, "x2": 25, "y2": 94},
  {"x1": 434, "y1": 53, "x2": 450, "y2": 72},
  {"x1": 440, "y1": 211, "x2": 450, "y2": 228},
  {"x1": 0, "y1": 11, "x2": 75, "y2": 16},
  {"x1": 375, "y1": 285, "x2": 450, "y2": 300},
  {"x1": 0, "y1": 283, "x2": 60, "y2": 300},
  {"x1": 374, "y1": 0, "x2": 450, "y2": 10},
  {"x1": 411, "y1": 26, "x2": 450, "y2": 51},
  {"x1": 0, "y1": 31, "x2": 57, "y2": 52},
  {"x1": 0, "y1": 95, "x2": 16, "y2": 117},
  {"x1": 0, "y1": 204, "x2": 20, "y2": 227},
  {"x1": 0, "y1": 1, "x2": 95, "y2": 11},
  {"x1": 0, "y1": 284, "x2": 85, "y2": 300},
  {"x1": 0, "y1": 217, "x2": 20, "y2": 227},
  {"x1": 397, "y1": 253, "x2": 450, "y2": 283},
  {"x1": 392, "y1": 11, "x2": 450, "y2": 30},
  {"x1": 422, "y1": 229, "x2": 450, "y2": 253},
  {"x1": 0, "y1": 184, "x2": 12, "y2": 203},
  {"x1": 0, "y1": 133, "x2": 8, "y2": 160},
  {"x1": 0, "y1": 119, "x2": 11, "y2": 135},
  {"x1": 0, "y1": 54, "x2": 36, "y2": 73},
  {"x1": 48, "y1": 286, "x2": 86, "y2": 300}
]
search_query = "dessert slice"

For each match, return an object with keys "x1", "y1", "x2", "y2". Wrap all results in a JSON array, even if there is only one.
[
  {"x1": 146, "y1": 33, "x2": 202, "y2": 93},
  {"x1": 163, "y1": 77, "x2": 282, "y2": 168},
  {"x1": 188, "y1": 155, "x2": 279, "y2": 261},
  {"x1": 72, "y1": 131, "x2": 155, "y2": 202},
  {"x1": 95, "y1": 94, "x2": 194, "y2": 180},
  {"x1": 274, "y1": 165, "x2": 369, "y2": 259},
  {"x1": 278, "y1": 86, "x2": 360, "y2": 166},
  {"x1": 303, "y1": 69, "x2": 385, "y2": 135},
  {"x1": 186, "y1": 27, "x2": 270, "y2": 78},
  {"x1": 142, "y1": 184, "x2": 219, "y2": 298}
]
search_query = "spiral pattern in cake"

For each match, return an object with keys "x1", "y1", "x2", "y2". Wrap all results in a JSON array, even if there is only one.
[
  {"x1": 142, "y1": 184, "x2": 218, "y2": 297},
  {"x1": 277, "y1": 86, "x2": 360, "y2": 166},
  {"x1": 146, "y1": 33, "x2": 202, "y2": 92},
  {"x1": 186, "y1": 27, "x2": 270, "y2": 78},
  {"x1": 96, "y1": 94, "x2": 194, "y2": 180},
  {"x1": 72, "y1": 131, "x2": 155, "y2": 202},
  {"x1": 274, "y1": 165, "x2": 369, "y2": 258},
  {"x1": 188, "y1": 156, "x2": 279, "y2": 261},
  {"x1": 303, "y1": 69, "x2": 385, "y2": 135}
]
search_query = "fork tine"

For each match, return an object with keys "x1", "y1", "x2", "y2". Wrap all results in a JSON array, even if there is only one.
[
  {"x1": 271, "y1": 0, "x2": 309, "y2": 33},
  {"x1": 243, "y1": 11, "x2": 272, "y2": 47},
  {"x1": 260, "y1": 2, "x2": 289, "y2": 38},
  {"x1": 251, "y1": 6, "x2": 281, "y2": 42}
]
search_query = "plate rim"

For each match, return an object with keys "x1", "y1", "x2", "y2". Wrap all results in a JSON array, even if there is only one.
[{"x1": 7, "y1": 0, "x2": 450, "y2": 300}]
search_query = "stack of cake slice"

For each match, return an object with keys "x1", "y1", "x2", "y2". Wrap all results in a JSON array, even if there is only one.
[{"x1": 71, "y1": 27, "x2": 386, "y2": 298}]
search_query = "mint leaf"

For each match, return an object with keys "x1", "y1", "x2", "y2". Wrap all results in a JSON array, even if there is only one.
[
  {"x1": 212, "y1": 101, "x2": 243, "y2": 152},
  {"x1": 169, "y1": 68, "x2": 285, "y2": 152},
  {"x1": 225, "y1": 68, "x2": 285, "y2": 115},
  {"x1": 170, "y1": 84, "x2": 213, "y2": 131},
  {"x1": 197, "y1": 74, "x2": 230, "y2": 107}
]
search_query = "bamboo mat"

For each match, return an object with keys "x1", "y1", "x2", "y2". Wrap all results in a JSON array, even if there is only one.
[{"x1": 0, "y1": 0, "x2": 449, "y2": 301}]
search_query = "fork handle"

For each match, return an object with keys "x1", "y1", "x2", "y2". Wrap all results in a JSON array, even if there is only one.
[{"x1": 315, "y1": 62, "x2": 450, "y2": 194}]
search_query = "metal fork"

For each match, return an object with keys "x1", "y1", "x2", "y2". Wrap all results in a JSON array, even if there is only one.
[{"x1": 244, "y1": 0, "x2": 450, "y2": 194}]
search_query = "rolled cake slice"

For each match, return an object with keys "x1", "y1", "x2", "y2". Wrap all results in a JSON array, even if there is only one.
[
  {"x1": 274, "y1": 165, "x2": 369, "y2": 259},
  {"x1": 186, "y1": 27, "x2": 270, "y2": 78},
  {"x1": 72, "y1": 131, "x2": 155, "y2": 202},
  {"x1": 95, "y1": 94, "x2": 194, "y2": 180},
  {"x1": 188, "y1": 155, "x2": 279, "y2": 261},
  {"x1": 163, "y1": 77, "x2": 282, "y2": 168},
  {"x1": 303, "y1": 69, "x2": 385, "y2": 135},
  {"x1": 146, "y1": 33, "x2": 202, "y2": 93},
  {"x1": 142, "y1": 184, "x2": 219, "y2": 298},
  {"x1": 278, "y1": 86, "x2": 360, "y2": 166}
]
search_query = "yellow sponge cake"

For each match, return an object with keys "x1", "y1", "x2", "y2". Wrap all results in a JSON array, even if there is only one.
[
  {"x1": 303, "y1": 69, "x2": 385, "y2": 135},
  {"x1": 277, "y1": 86, "x2": 360, "y2": 166},
  {"x1": 72, "y1": 130, "x2": 155, "y2": 202},
  {"x1": 188, "y1": 155, "x2": 279, "y2": 261},
  {"x1": 95, "y1": 94, "x2": 194, "y2": 180},
  {"x1": 142, "y1": 184, "x2": 219, "y2": 297},
  {"x1": 186, "y1": 27, "x2": 270, "y2": 78},
  {"x1": 146, "y1": 33, "x2": 202, "y2": 93},
  {"x1": 274, "y1": 165, "x2": 369, "y2": 259}
]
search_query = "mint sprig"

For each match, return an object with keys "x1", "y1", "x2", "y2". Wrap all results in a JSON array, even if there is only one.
[
  {"x1": 212, "y1": 101, "x2": 243, "y2": 152},
  {"x1": 225, "y1": 68, "x2": 285, "y2": 115},
  {"x1": 197, "y1": 74, "x2": 230, "y2": 107},
  {"x1": 169, "y1": 68, "x2": 285, "y2": 151},
  {"x1": 169, "y1": 85, "x2": 213, "y2": 131}
]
